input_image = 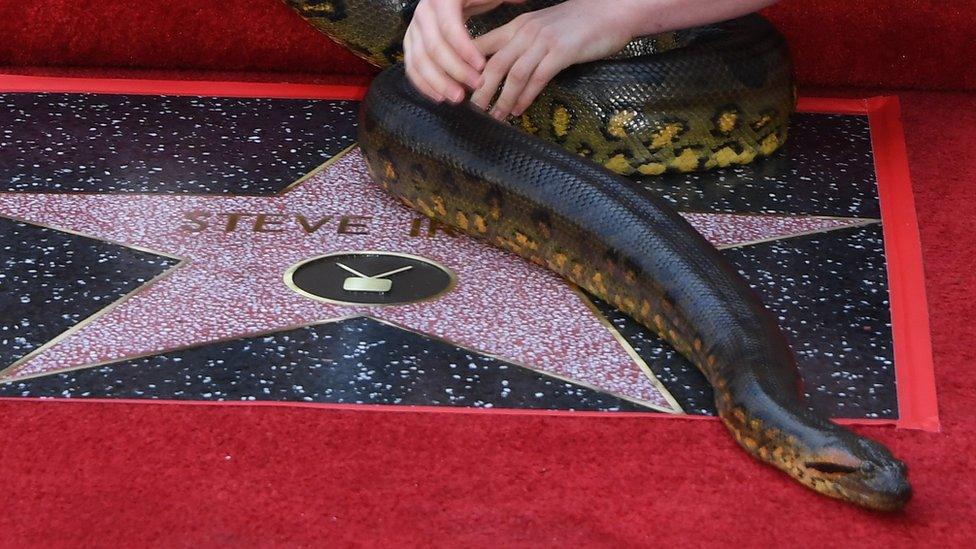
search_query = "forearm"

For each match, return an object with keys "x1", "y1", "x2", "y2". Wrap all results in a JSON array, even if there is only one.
[{"x1": 618, "y1": 0, "x2": 781, "y2": 37}]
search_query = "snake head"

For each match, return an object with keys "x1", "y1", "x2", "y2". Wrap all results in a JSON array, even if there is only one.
[{"x1": 801, "y1": 436, "x2": 911, "y2": 511}]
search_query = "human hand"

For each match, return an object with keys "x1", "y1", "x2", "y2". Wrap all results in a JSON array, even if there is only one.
[
  {"x1": 470, "y1": 0, "x2": 635, "y2": 120},
  {"x1": 404, "y1": 0, "x2": 528, "y2": 103}
]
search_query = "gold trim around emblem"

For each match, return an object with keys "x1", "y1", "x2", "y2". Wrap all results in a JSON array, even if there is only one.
[{"x1": 283, "y1": 250, "x2": 458, "y2": 307}]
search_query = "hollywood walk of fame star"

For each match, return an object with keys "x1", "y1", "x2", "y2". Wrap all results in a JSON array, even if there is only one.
[{"x1": 0, "y1": 146, "x2": 875, "y2": 411}]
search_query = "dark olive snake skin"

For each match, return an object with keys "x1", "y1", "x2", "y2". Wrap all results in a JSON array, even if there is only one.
[{"x1": 287, "y1": 0, "x2": 912, "y2": 510}]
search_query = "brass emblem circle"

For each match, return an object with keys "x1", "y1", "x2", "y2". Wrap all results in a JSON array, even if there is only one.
[{"x1": 284, "y1": 250, "x2": 456, "y2": 306}]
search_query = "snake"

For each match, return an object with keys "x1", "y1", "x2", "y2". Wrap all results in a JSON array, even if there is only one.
[{"x1": 285, "y1": 0, "x2": 912, "y2": 510}]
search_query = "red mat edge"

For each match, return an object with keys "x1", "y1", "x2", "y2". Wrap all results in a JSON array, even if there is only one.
[
  {"x1": 0, "y1": 396, "x2": 900, "y2": 428},
  {"x1": 0, "y1": 75, "x2": 939, "y2": 431},
  {"x1": 0, "y1": 73, "x2": 369, "y2": 100},
  {"x1": 799, "y1": 96, "x2": 940, "y2": 432},
  {"x1": 867, "y1": 96, "x2": 940, "y2": 432}
]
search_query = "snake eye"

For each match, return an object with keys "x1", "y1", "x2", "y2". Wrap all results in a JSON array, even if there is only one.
[{"x1": 804, "y1": 461, "x2": 860, "y2": 475}]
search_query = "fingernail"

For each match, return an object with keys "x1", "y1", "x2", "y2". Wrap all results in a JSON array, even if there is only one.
[
  {"x1": 491, "y1": 109, "x2": 506, "y2": 120},
  {"x1": 453, "y1": 89, "x2": 465, "y2": 103}
]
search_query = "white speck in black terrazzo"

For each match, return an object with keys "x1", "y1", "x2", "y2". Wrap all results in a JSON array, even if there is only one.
[
  {"x1": 0, "y1": 93, "x2": 358, "y2": 194},
  {"x1": 0, "y1": 316, "x2": 652, "y2": 412},
  {"x1": 0, "y1": 217, "x2": 180, "y2": 369},
  {"x1": 639, "y1": 114, "x2": 879, "y2": 218},
  {"x1": 588, "y1": 224, "x2": 896, "y2": 419}
]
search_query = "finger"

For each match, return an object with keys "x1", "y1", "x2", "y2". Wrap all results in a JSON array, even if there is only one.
[
  {"x1": 413, "y1": 7, "x2": 481, "y2": 89},
  {"x1": 412, "y1": 30, "x2": 466, "y2": 103},
  {"x1": 472, "y1": 24, "x2": 514, "y2": 57},
  {"x1": 469, "y1": 29, "x2": 527, "y2": 110},
  {"x1": 406, "y1": 57, "x2": 444, "y2": 102},
  {"x1": 429, "y1": 44, "x2": 484, "y2": 91},
  {"x1": 511, "y1": 54, "x2": 565, "y2": 116},
  {"x1": 436, "y1": 5, "x2": 486, "y2": 71},
  {"x1": 490, "y1": 45, "x2": 548, "y2": 120},
  {"x1": 471, "y1": 50, "x2": 515, "y2": 110},
  {"x1": 404, "y1": 30, "x2": 444, "y2": 102}
]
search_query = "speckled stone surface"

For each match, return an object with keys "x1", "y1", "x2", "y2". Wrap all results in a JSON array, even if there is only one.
[
  {"x1": 0, "y1": 217, "x2": 180, "y2": 370},
  {"x1": 590, "y1": 224, "x2": 896, "y2": 419},
  {"x1": 0, "y1": 146, "x2": 873, "y2": 411},
  {"x1": 0, "y1": 92, "x2": 903, "y2": 420},
  {"x1": 0, "y1": 151, "x2": 680, "y2": 411},
  {"x1": 641, "y1": 114, "x2": 880, "y2": 217},
  {"x1": 0, "y1": 316, "x2": 651, "y2": 412},
  {"x1": 0, "y1": 93, "x2": 358, "y2": 194},
  {"x1": 587, "y1": 294, "x2": 715, "y2": 415}
]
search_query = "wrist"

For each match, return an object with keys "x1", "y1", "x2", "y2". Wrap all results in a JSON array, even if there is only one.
[
  {"x1": 609, "y1": 0, "x2": 647, "y2": 44},
  {"x1": 611, "y1": 0, "x2": 650, "y2": 42},
  {"x1": 596, "y1": 0, "x2": 650, "y2": 44}
]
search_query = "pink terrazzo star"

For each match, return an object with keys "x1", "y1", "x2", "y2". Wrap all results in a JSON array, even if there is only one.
[{"x1": 0, "y1": 149, "x2": 868, "y2": 410}]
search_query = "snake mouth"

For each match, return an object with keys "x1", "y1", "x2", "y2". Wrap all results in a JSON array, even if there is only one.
[
  {"x1": 803, "y1": 459, "x2": 912, "y2": 511},
  {"x1": 854, "y1": 478, "x2": 912, "y2": 512},
  {"x1": 804, "y1": 461, "x2": 860, "y2": 475}
]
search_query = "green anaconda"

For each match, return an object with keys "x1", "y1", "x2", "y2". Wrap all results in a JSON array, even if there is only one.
[{"x1": 286, "y1": 0, "x2": 911, "y2": 510}]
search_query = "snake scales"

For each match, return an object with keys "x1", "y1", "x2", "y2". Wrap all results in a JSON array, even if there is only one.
[{"x1": 286, "y1": 0, "x2": 911, "y2": 510}]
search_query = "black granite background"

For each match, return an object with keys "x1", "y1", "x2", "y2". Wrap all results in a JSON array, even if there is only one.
[
  {"x1": 0, "y1": 95, "x2": 900, "y2": 419},
  {"x1": 589, "y1": 223, "x2": 896, "y2": 419},
  {"x1": 640, "y1": 113, "x2": 880, "y2": 218},
  {"x1": 0, "y1": 316, "x2": 652, "y2": 412},
  {"x1": 0, "y1": 217, "x2": 180, "y2": 371},
  {"x1": 0, "y1": 93, "x2": 358, "y2": 194}
]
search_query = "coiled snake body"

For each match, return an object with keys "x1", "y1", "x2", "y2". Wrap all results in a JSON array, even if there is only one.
[{"x1": 287, "y1": 0, "x2": 911, "y2": 510}]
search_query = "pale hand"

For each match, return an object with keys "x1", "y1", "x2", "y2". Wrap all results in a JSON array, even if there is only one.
[
  {"x1": 470, "y1": 0, "x2": 635, "y2": 120},
  {"x1": 404, "y1": 0, "x2": 529, "y2": 104}
]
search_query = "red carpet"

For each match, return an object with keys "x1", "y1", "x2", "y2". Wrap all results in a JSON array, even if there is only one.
[
  {"x1": 2, "y1": 1, "x2": 976, "y2": 546},
  {"x1": 0, "y1": 0, "x2": 974, "y2": 91},
  {"x1": 0, "y1": 90, "x2": 972, "y2": 547}
]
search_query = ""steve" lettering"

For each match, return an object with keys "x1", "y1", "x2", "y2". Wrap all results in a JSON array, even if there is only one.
[{"x1": 180, "y1": 212, "x2": 373, "y2": 235}]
